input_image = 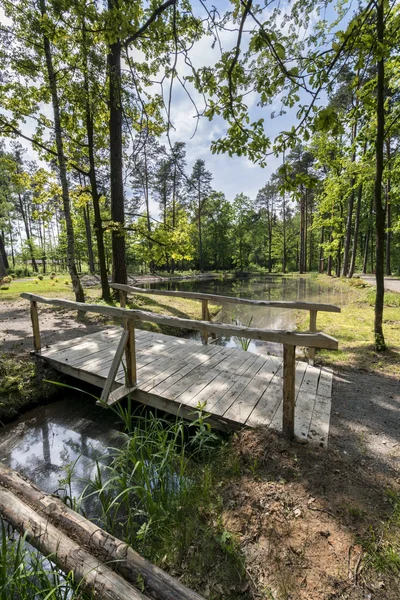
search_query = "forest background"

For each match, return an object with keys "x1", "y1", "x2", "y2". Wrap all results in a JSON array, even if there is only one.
[{"x1": 0, "y1": 0, "x2": 399, "y2": 351}]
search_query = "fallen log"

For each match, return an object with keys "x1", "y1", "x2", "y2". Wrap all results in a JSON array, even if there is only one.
[
  {"x1": 0, "y1": 487, "x2": 149, "y2": 600},
  {"x1": 0, "y1": 463, "x2": 205, "y2": 600}
]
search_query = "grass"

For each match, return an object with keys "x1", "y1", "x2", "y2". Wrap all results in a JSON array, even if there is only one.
[
  {"x1": 0, "y1": 354, "x2": 59, "y2": 423},
  {"x1": 297, "y1": 275, "x2": 400, "y2": 377},
  {"x1": 0, "y1": 275, "x2": 73, "y2": 300}
]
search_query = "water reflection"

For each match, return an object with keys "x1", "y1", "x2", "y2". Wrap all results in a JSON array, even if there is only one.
[
  {"x1": 146, "y1": 275, "x2": 349, "y2": 356},
  {"x1": 0, "y1": 398, "x2": 125, "y2": 501}
]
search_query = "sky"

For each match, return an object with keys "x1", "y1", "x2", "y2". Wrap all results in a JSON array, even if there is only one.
[{"x1": 0, "y1": 0, "x2": 350, "y2": 210}]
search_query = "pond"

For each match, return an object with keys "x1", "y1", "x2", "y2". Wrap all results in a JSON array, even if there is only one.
[{"x1": 145, "y1": 274, "x2": 349, "y2": 356}]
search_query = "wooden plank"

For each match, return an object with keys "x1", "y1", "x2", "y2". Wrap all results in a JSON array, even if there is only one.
[
  {"x1": 100, "y1": 330, "x2": 130, "y2": 404},
  {"x1": 246, "y1": 365, "x2": 283, "y2": 427},
  {"x1": 30, "y1": 300, "x2": 41, "y2": 352},
  {"x1": 294, "y1": 391, "x2": 316, "y2": 441},
  {"x1": 223, "y1": 369, "x2": 275, "y2": 423},
  {"x1": 183, "y1": 370, "x2": 236, "y2": 409},
  {"x1": 295, "y1": 360, "x2": 308, "y2": 393},
  {"x1": 282, "y1": 344, "x2": 296, "y2": 440},
  {"x1": 316, "y1": 368, "x2": 333, "y2": 398},
  {"x1": 21, "y1": 293, "x2": 339, "y2": 350},
  {"x1": 111, "y1": 283, "x2": 341, "y2": 313},
  {"x1": 308, "y1": 405, "x2": 331, "y2": 448},
  {"x1": 211, "y1": 374, "x2": 252, "y2": 417},
  {"x1": 50, "y1": 341, "x2": 115, "y2": 368},
  {"x1": 41, "y1": 327, "x2": 122, "y2": 356},
  {"x1": 174, "y1": 367, "x2": 221, "y2": 405},
  {"x1": 299, "y1": 364, "x2": 322, "y2": 396}
]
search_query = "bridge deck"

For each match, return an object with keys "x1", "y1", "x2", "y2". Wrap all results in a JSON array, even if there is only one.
[{"x1": 39, "y1": 327, "x2": 333, "y2": 447}]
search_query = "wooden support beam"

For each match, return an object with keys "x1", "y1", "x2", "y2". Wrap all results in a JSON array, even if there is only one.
[
  {"x1": 201, "y1": 299, "x2": 209, "y2": 345},
  {"x1": 125, "y1": 318, "x2": 137, "y2": 387},
  {"x1": 99, "y1": 330, "x2": 129, "y2": 405},
  {"x1": 308, "y1": 310, "x2": 317, "y2": 365},
  {"x1": 282, "y1": 344, "x2": 296, "y2": 440},
  {"x1": 30, "y1": 300, "x2": 41, "y2": 353}
]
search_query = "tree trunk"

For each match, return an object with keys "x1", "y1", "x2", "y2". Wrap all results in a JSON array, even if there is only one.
[
  {"x1": 40, "y1": 0, "x2": 84, "y2": 302},
  {"x1": 198, "y1": 187, "x2": 204, "y2": 272},
  {"x1": 348, "y1": 143, "x2": 367, "y2": 278},
  {"x1": 385, "y1": 139, "x2": 391, "y2": 276},
  {"x1": 0, "y1": 248, "x2": 6, "y2": 278},
  {"x1": 319, "y1": 226, "x2": 324, "y2": 273},
  {"x1": 327, "y1": 227, "x2": 333, "y2": 276},
  {"x1": 0, "y1": 232, "x2": 9, "y2": 270},
  {"x1": 108, "y1": 3, "x2": 127, "y2": 286},
  {"x1": 18, "y1": 193, "x2": 38, "y2": 272},
  {"x1": 82, "y1": 27, "x2": 111, "y2": 300},
  {"x1": 299, "y1": 189, "x2": 305, "y2": 274},
  {"x1": 83, "y1": 204, "x2": 95, "y2": 273},
  {"x1": 374, "y1": 0, "x2": 386, "y2": 351},
  {"x1": 342, "y1": 119, "x2": 358, "y2": 277},
  {"x1": 348, "y1": 181, "x2": 363, "y2": 278}
]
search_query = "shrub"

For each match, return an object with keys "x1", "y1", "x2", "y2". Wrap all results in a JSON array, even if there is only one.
[
  {"x1": 0, "y1": 285, "x2": 9, "y2": 290},
  {"x1": 55, "y1": 278, "x2": 59, "y2": 283},
  {"x1": 0, "y1": 276, "x2": 11, "y2": 284},
  {"x1": 38, "y1": 274, "x2": 44, "y2": 280}
]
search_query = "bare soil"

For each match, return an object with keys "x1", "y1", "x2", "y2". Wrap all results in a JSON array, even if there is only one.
[{"x1": 0, "y1": 299, "x2": 399, "y2": 599}]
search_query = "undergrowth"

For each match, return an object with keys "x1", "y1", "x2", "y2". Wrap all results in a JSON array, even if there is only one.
[{"x1": 75, "y1": 400, "x2": 249, "y2": 598}]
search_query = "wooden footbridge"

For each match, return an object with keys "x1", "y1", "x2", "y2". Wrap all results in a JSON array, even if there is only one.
[{"x1": 21, "y1": 284, "x2": 340, "y2": 446}]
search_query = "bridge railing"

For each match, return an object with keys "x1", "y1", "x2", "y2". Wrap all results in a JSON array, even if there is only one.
[
  {"x1": 21, "y1": 292, "x2": 339, "y2": 440},
  {"x1": 111, "y1": 282, "x2": 341, "y2": 362}
]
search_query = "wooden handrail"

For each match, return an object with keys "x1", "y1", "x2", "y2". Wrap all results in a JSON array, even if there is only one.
[
  {"x1": 20, "y1": 293, "x2": 338, "y2": 350},
  {"x1": 111, "y1": 283, "x2": 341, "y2": 313}
]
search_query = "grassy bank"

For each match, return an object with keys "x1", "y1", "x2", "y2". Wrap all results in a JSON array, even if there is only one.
[
  {"x1": 298, "y1": 275, "x2": 400, "y2": 377},
  {"x1": 0, "y1": 355, "x2": 61, "y2": 424}
]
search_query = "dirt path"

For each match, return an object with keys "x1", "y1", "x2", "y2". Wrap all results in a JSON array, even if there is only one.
[{"x1": 361, "y1": 275, "x2": 400, "y2": 293}]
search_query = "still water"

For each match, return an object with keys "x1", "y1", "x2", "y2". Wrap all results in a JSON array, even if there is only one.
[{"x1": 147, "y1": 275, "x2": 349, "y2": 356}]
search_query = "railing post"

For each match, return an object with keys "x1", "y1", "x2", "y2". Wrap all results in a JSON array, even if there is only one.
[
  {"x1": 282, "y1": 344, "x2": 296, "y2": 440},
  {"x1": 30, "y1": 300, "x2": 41, "y2": 353},
  {"x1": 308, "y1": 310, "x2": 317, "y2": 364},
  {"x1": 201, "y1": 299, "x2": 209, "y2": 345},
  {"x1": 125, "y1": 318, "x2": 137, "y2": 387}
]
